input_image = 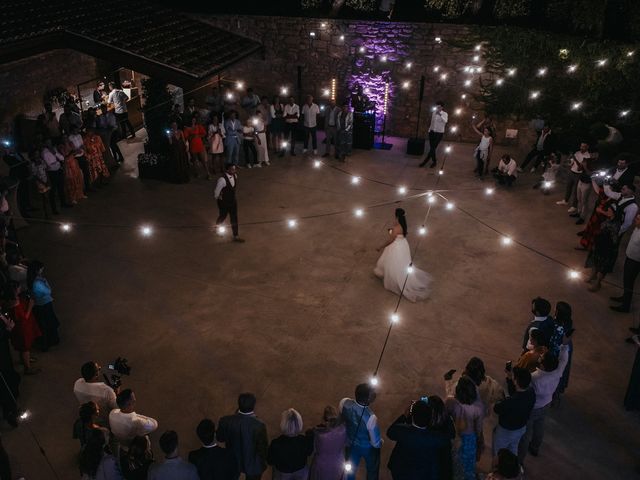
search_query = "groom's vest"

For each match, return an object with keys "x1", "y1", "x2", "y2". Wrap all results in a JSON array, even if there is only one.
[
  {"x1": 219, "y1": 174, "x2": 237, "y2": 206},
  {"x1": 342, "y1": 399, "x2": 375, "y2": 448}
]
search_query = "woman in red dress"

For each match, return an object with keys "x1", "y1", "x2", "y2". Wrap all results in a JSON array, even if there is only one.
[
  {"x1": 184, "y1": 113, "x2": 210, "y2": 179},
  {"x1": 4, "y1": 283, "x2": 41, "y2": 375},
  {"x1": 579, "y1": 182, "x2": 612, "y2": 250},
  {"x1": 58, "y1": 135, "x2": 86, "y2": 204},
  {"x1": 83, "y1": 128, "x2": 110, "y2": 186}
]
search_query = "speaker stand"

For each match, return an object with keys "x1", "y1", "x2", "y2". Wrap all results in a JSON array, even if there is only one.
[{"x1": 373, "y1": 113, "x2": 392, "y2": 150}]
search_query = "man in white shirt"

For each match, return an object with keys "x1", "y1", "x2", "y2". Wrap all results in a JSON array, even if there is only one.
[
  {"x1": 107, "y1": 82, "x2": 135, "y2": 139},
  {"x1": 493, "y1": 154, "x2": 518, "y2": 187},
  {"x1": 283, "y1": 96, "x2": 300, "y2": 156},
  {"x1": 518, "y1": 343, "x2": 569, "y2": 462},
  {"x1": 604, "y1": 183, "x2": 638, "y2": 236},
  {"x1": 74, "y1": 361, "x2": 117, "y2": 419},
  {"x1": 109, "y1": 388, "x2": 158, "y2": 445},
  {"x1": 420, "y1": 101, "x2": 448, "y2": 168},
  {"x1": 613, "y1": 214, "x2": 640, "y2": 314},
  {"x1": 324, "y1": 99, "x2": 341, "y2": 158},
  {"x1": 41, "y1": 139, "x2": 70, "y2": 211},
  {"x1": 556, "y1": 142, "x2": 590, "y2": 215},
  {"x1": 301, "y1": 95, "x2": 320, "y2": 155}
]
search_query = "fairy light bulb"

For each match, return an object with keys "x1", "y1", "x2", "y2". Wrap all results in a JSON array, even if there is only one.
[
  {"x1": 537, "y1": 67, "x2": 547, "y2": 76},
  {"x1": 405, "y1": 61, "x2": 413, "y2": 69},
  {"x1": 446, "y1": 202, "x2": 454, "y2": 210},
  {"x1": 440, "y1": 73, "x2": 448, "y2": 81},
  {"x1": 281, "y1": 141, "x2": 289, "y2": 149},
  {"x1": 620, "y1": 110, "x2": 630, "y2": 117},
  {"x1": 402, "y1": 81, "x2": 410, "y2": 89},
  {"x1": 398, "y1": 186, "x2": 407, "y2": 195},
  {"x1": 543, "y1": 181, "x2": 553, "y2": 189},
  {"x1": 501, "y1": 236, "x2": 512, "y2": 246},
  {"x1": 309, "y1": 31, "x2": 316, "y2": 38},
  {"x1": 354, "y1": 208, "x2": 364, "y2": 217},
  {"x1": 597, "y1": 59, "x2": 607, "y2": 67},
  {"x1": 450, "y1": 126, "x2": 458, "y2": 133},
  {"x1": 485, "y1": 187, "x2": 494, "y2": 195},
  {"x1": 439, "y1": 169, "x2": 444, "y2": 175},
  {"x1": 321, "y1": 22, "x2": 327, "y2": 28},
  {"x1": 313, "y1": 160, "x2": 321, "y2": 168},
  {"x1": 140, "y1": 225, "x2": 153, "y2": 237},
  {"x1": 464, "y1": 79, "x2": 472, "y2": 87},
  {"x1": 530, "y1": 90, "x2": 540, "y2": 100},
  {"x1": 445, "y1": 145, "x2": 452, "y2": 153},
  {"x1": 568, "y1": 269, "x2": 580, "y2": 280},
  {"x1": 567, "y1": 64, "x2": 578, "y2": 73},
  {"x1": 461, "y1": 93, "x2": 467, "y2": 99},
  {"x1": 351, "y1": 176, "x2": 360, "y2": 185},
  {"x1": 433, "y1": 65, "x2": 440, "y2": 72},
  {"x1": 370, "y1": 376, "x2": 379, "y2": 386},
  {"x1": 322, "y1": 88, "x2": 330, "y2": 97},
  {"x1": 390, "y1": 313, "x2": 399, "y2": 323},
  {"x1": 60, "y1": 223, "x2": 72, "y2": 232},
  {"x1": 226, "y1": 92, "x2": 234, "y2": 100},
  {"x1": 236, "y1": 81, "x2": 244, "y2": 90},
  {"x1": 344, "y1": 463, "x2": 353, "y2": 473},
  {"x1": 507, "y1": 68, "x2": 516, "y2": 77},
  {"x1": 281, "y1": 87, "x2": 288, "y2": 96},
  {"x1": 495, "y1": 78, "x2": 504, "y2": 86},
  {"x1": 472, "y1": 55, "x2": 480, "y2": 62},
  {"x1": 627, "y1": 51, "x2": 635, "y2": 57},
  {"x1": 380, "y1": 55, "x2": 387, "y2": 62},
  {"x1": 339, "y1": 34, "x2": 345, "y2": 41},
  {"x1": 428, "y1": 195, "x2": 437, "y2": 204},
  {"x1": 19, "y1": 411, "x2": 29, "y2": 421},
  {"x1": 419, "y1": 226, "x2": 427, "y2": 235},
  {"x1": 474, "y1": 44, "x2": 482, "y2": 51},
  {"x1": 287, "y1": 219, "x2": 297, "y2": 228},
  {"x1": 359, "y1": 46, "x2": 365, "y2": 53},
  {"x1": 217, "y1": 225, "x2": 227, "y2": 235},
  {"x1": 407, "y1": 265, "x2": 414, "y2": 274},
  {"x1": 571, "y1": 102, "x2": 582, "y2": 111},
  {"x1": 434, "y1": 36, "x2": 442, "y2": 43}
]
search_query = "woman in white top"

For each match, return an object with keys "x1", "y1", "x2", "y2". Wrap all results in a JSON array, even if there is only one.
[
  {"x1": 472, "y1": 124, "x2": 494, "y2": 179},
  {"x1": 374, "y1": 208, "x2": 431, "y2": 302},
  {"x1": 254, "y1": 110, "x2": 270, "y2": 166},
  {"x1": 207, "y1": 114, "x2": 225, "y2": 175}
]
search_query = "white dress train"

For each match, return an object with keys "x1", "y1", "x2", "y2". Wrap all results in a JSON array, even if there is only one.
[{"x1": 374, "y1": 234, "x2": 431, "y2": 302}]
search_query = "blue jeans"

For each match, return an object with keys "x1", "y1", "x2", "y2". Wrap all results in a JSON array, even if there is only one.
[
  {"x1": 492, "y1": 424, "x2": 526, "y2": 457},
  {"x1": 226, "y1": 140, "x2": 240, "y2": 165},
  {"x1": 345, "y1": 445, "x2": 379, "y2": 480}
]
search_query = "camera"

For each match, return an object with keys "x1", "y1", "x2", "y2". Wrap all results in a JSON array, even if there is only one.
[{"x1": 102, "y1": 357, "x2": 131, "y2": 390}]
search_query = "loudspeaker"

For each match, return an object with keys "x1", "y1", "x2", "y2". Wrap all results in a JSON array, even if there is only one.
[{"x1": 406, "y1": 137, "x2": 426, "y2": 156}]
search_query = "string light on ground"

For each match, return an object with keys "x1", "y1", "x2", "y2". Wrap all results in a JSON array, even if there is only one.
[
  {"x1": 351, "y1": 176, "x2": 361, "y2": 185},
  {"x1": 390, "y1": 313, "x2": 399, "y2": 323},
  {"x1": 485, "y1": 187, "x2": 494, "y2": 195},
  {"x1": 501, "y1": 236, "x2": 513, "y2": 246},
  {"x1": 140, "y1": 225, "x2": 153, "y2": 237},
  {"x1": 19, "y1": 411, "x2": 29, "y2": 421},
  {"x1": 428, "y1": 195, "x2": 437, "y2": 204},
  {"x1": 530, "y1": 90, "x2": 540, "y2": 100},
  {"x1": 369, "y1": 375, "x2": 379, "y2": 386},
  {"x1": 446, "y1": 202, "x2": 455, "y2": 210},
  {"x1": 398, "y1": 186, "x2": 407, "y2": 195},
  {"x1": 419, "y1": 226, "x2": 427, "y2": 235},
  {"x1": 450, "y1": 126, "x2": 458, "y2": 133},
  {"x1": 567, "y1": 64, "x2": 578, "y2": 73},
  {"x1": 60, "y1": 223, "x2": 72, "y2": 232},
  {"x1": 216, "y1": 225, "x2": 227, "y2": 235},
  {"x1": 445, "y1": 145, "x2": 452, "y2": 153},
  {"x1": 354, "y1": 208, "x2": 364, "y2": 217},
  {"x1": 344, "y1": 463, "x2": 353, "y2": 474},
  {"x1": 287, "y1": 219, "x2": 298, "y2": 229},
  {"x1": 543, "y1": 181, "x2": 553, "y2": 189},
  {"x1": 537, "y1": 67, "x2": 548, "y2": 76},
  {"x1": 407, "y1": 265, "x2": 414, "y2": 274},
  {"x1": 313, "y1": 160, "x2": 322, "y2": 168},
  {"x1": 568, "y1": 269, "x2": 580, "y2": 280},
  {"x1": 439, "y1": 169, "x2": 445, "y2": 175}
]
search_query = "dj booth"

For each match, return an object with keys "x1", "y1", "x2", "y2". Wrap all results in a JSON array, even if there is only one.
[{"x1": 353, "y1": 111, "x2": 375, "y2": 150}]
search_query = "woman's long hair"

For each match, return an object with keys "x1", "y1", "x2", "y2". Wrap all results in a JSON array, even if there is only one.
[
  {"x1": 395, "y1": 208, "x2": 408, "y2": 236},
  {"x1": 555, "y1": 301, "x2": 573, "y2": 330},
  {"x1": 26, "y1": 260, "x2": 44, "y2": 290},
  {"x1": 78, "y1": 429, "x2": 106, "y2": 477}
]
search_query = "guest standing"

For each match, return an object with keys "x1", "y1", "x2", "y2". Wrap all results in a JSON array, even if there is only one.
[
  {"x1": 340, "y1": 383, "x2": 382, "y2": 480},
  {"x1": 3, "y1": 283, "x2": 41, "y2": 374},
  {"x1": 147, "y1": 430, "x2": 199, "y2": 480},
  {"x1": 519, "y1": 125, "x2": 555, "y2": 173},
  {"x1": 83, "y1": 128, "x2": 110, "y2": 186},
  {"x1": 324, "y1": 100, "x2": 340, "y2": 159},
  {"x1": 188, "y1": 418, "x2": 238, "y2": 480},
  {"x1": 167, "y1": 122, "x2": 190, "y2": 184},
  {"x1": 120, "y1": 435, "x2": 154, "y2": 480},
  {"x1": 445, "y1": 376, "x2": 484, "y2": 480},
  {"x1": 207, "y1": 115, "x2": 225, "y2": 175},
  {"x1": 107, "y1": 82, "x2": 135, "y2": 139},
  {"x1": 241, "y1": 121, "x2": 259, "y2": 169},
  {"x1": 270, "y1": 97, "x2": 286, "y2": 156},
  {"x1": 27, "y1": 260, "x2": 60, "y2": 350},
  {"x1": 267, "y1": 408, "x2": 313, "y2": 480},
  {"x1": 611, "y1": 214, "x2": 640, "y2": 313},
  {"x1": 40, "y1": 139, "x2": 69, "y2": 213},
  {"x1": 420, "y1": 101, "x2": 448, "y2": 168},
  {"x1": 471, "y1": 125, "x2": 493, "y2": 179},
  {"x1": 96, "y1": 104, "x2": 124, "y2": 165},
  {"x1": 336, "y1": 104, "x2": 353, "y2": 162},
  {"x1": 557, "y1": 143, "x2": 590, "y2": 214},
  {"x1": 308, "y1": 406, "x2": 347, "y2": 480},
  {"x1": 254, "y1": 111, "x2": 270, "y2": 167},
  {"x1": 0, "y1": 310, "x2": 19, "y2": 428},
  {"x1": 184, "y1": 114, "x2": 210, "y2": 179},
  {"x1": 284, "y1": 97, "x2": 300, "y2": 156},
  {"x1": 217, "y1": 393, "x2": 268, "y2": 480},
  {"x1": 492, "y1": 368, "x2": 534, "y2": 457},
  {"x1": 214, "y1": 164, "x2": 244, "y2": 243},
  {"x1": 58, "y1": 136, "x2": 86, "y2": 204},
  {"x1": 68, "y1": 125, "x2": 92, "y2": 193},
  {"x1": 223, "y1": 111, "x2": 242, "y2": 166},
  {"x1": 78, "y1": 429, "x2": 122, "y2": 480},
  {"x1": 302, "y1": 95, "x2": 320, "y2": 155}
]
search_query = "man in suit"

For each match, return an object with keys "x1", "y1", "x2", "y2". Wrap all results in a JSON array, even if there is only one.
[
  {"x1": 214, "y1": 163, "x2": 244, "y2": 243},
  {"x1": 189, "y1": 418, "x2": 238, "y2": 480},
  {"x1": 608, "y1": 157, "x2": 636, "y2": 192},
  {"x1": 386, "y1": 400, "x2": 449, "y2": 479},
  {"x1": 217, "y1": 393, "x2": 268, "y2": 480},
  {"x1": 519, "y1": 125, "x2": 555, "y2": 172}
]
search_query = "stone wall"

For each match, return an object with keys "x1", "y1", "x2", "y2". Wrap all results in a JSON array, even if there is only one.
[
  {"x1": 198, "y1": 15, "x2": 520, "y2": 144},
  {"x1": 0, "y1": 49, "x2": 106, "y2": 124}
]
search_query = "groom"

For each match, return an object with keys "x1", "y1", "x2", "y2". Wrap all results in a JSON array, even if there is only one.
[{"x1": 215, "y1": 163, "x2": 244, "y2": 243}]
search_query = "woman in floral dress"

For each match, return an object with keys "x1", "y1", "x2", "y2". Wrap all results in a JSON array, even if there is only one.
[
  {"x1": 58, "y1": 135, "x2": 85, "y2": 204},
  {"x1": 83, "y1": 128, "x2": 110, "y2": 185}
]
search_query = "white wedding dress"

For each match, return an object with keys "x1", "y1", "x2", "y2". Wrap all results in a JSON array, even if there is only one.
[{"x1": 374, "y1": 234, "x2": 431, "y2": 302}]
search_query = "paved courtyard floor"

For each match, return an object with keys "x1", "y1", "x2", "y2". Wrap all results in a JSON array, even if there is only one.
[{"x1": 2, "y1": 135, "x2": 639, "y2": 479}]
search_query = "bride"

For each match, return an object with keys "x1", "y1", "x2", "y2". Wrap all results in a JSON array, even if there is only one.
[{"x1": 374, "y1": 208, "x2": 431, "y2": 302}]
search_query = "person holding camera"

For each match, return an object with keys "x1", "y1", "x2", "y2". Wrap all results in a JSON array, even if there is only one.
[
  {"x1": 108, "y1": 389, "x2": 158, "y2": 446},
  {"x1": 73, "y1": 361, "x2": 117, "y2": 420},
  {"x1": 492, "y1": 367, "x2": 535, "y2": 458},
  {"x1": 386, "y1": 398, "x2": 450, "y2": 480}
]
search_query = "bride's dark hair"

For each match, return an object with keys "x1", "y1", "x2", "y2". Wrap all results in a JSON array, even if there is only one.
[{"x1": 395, "y1": 208, "x2": 408, "y2": 236}]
